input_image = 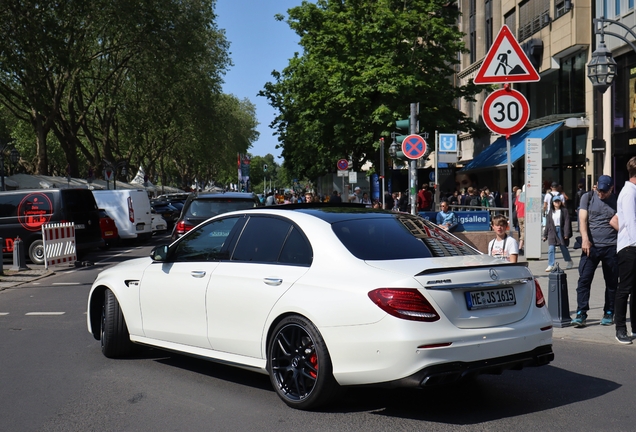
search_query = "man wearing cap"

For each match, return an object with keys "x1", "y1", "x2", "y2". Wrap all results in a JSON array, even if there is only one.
[
  {"x1": 571, "y1": 175, "x2": 618, "y2": 328},
  {"x1": 349, "y1": 186, "x2": 362, "y2": 203}
]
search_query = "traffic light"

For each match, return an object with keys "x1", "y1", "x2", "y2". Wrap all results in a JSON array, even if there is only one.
[{"x1": 390, "y1": 119, "x2": 411, "y2": 160}]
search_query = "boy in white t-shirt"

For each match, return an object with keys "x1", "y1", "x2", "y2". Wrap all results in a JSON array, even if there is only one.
[{"x1": 488, "y1": 214, "x2": 519, "y2": 263}]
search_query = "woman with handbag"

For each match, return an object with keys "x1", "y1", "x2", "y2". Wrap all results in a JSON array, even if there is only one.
[{"x1": 543, "y1": 195, "x2": 574, "y2": 272}]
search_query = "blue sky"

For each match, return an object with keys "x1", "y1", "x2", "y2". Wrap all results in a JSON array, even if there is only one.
[{"x1": 215, "y1": 0, "x2": 303, "y2": 161}]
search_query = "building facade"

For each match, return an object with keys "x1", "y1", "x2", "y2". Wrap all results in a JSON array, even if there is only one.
[{"x1": 456, "y1": 0, "x2": 596, "y2": 214}]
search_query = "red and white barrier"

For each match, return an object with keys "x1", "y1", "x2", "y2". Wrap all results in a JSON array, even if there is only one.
[{"x1": 42, "y1": 222, "x2": 77, "y2": 269}]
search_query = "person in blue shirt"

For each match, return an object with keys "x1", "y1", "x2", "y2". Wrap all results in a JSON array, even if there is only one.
[{"x1": 436, "y1": 200, "x2": 458, "y2": 232}]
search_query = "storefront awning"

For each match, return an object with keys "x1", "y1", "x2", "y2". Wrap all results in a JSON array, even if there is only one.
[{"x1": 460, "y1": 122, "x2": 563, "y2": 172}]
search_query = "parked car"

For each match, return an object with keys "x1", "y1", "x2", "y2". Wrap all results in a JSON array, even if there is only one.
[
  {"x1": 0, "y1": 189, "x2": 103, "y2": 264},
  {"x1": 150, "y1": 200, "x2": 180, "y2": 229},
  {"x1": 151, "y1": 214, "x2": 167, "y2": 235},
  {"x1": 171, "y1": 191, "x2": 260, "y2": 239},
  {"x1": 87, "y1": 204, "x2": 553, "y2": 410},
  {"x1": 98, "y1": 209, "x2": 119, "y2": 249}
]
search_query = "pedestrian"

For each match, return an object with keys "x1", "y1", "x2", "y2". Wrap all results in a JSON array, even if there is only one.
[
  {"x1": 361, "y1": 192, "x2": 372, "y2": 206},
  {"x1": 574, "y1": 181, "x2": 586, "y2": 225},
  {"x1": 398, "y1": 190, "x2": 409, "y2": 212},
  {"x1": 330, "y1": 190, "x2": 342, "y2": 204},
  {"x1": 611, "y1": 157, "x2": 636, "y2": 344},
  {"x1": 543, "y1": 182, "x2": 564, "y2": 215},
  {"x1": 487, "y1": 214, "x2": 519, "y2": 263},
  {"x1": 349, "y1": 186, "x2": 362, "y2": 203},
  {"x1": 571, "y1": 175, "x2": 618, "y2": 328},
  {"x1": 436, "y1": 200, "x2": 458, "y2": 232},
  {"x1": 417, "y1": 183, "x2": 432, "y2": 211},
  {"x1": 516, "y1": 186, "x2": 526, "y2": 254},
  {"x1": 542, "y1": 195, "x2": 574, "y2": 272}
]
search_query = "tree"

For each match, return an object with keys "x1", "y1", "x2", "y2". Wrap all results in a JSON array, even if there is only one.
[{"x1": 261, "y1": 0, "x2": 479, "y2": 179}]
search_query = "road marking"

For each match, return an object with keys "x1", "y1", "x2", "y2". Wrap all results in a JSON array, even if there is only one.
[
  {"x1": 0, "y1": 312, "x2": 9, "y2": 316},
  {"x1": 52, "y1": 282, "x2": 81, "y2": 286},
  {"x1": 25, "y1": 312, "x2": 66, "y2": 316}
]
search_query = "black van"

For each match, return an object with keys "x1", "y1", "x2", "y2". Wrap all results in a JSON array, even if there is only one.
[{"x1": 0, "y1": 189, "x2": 103, "y2": 264}]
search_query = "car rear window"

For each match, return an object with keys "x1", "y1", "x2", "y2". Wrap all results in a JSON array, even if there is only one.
[
  {"x1": 332, "y1": 214, "x2": 479, "y2": 260},
  {"x1": 186, "y1": 198, "x2": 257, "y2": 218}
]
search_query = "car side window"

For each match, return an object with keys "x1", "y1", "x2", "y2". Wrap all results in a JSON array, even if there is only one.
[
  {"x1": 232, "y1": 216, "x2": 292, "y2": 263},
  {"x1": 279, "y1": 226, "x2": 313, "y2": 266},
  {"x1": 172, "y1": 217, "x2": 242, "y2": 262}
]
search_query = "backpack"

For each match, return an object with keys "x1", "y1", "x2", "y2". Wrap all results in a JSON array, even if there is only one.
[{"x1": 469, "y1": 195, "x2": 480, "y2": 207}]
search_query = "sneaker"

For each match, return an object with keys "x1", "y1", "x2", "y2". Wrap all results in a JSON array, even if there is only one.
[
  {"x1": 571, "y1": 312, "x2": 587, "y2": 328},
  {"x1": 616, "y1": 329, "x2": 633, "y2": 345},
  {"x1": 565, "y1": 261, "x2": 574, "y2": 270},
  {"x1": 601, "y1": 312, "x2": 614, "y2": 326},
  {"x1": 545, "y1": 265, "x2": 554, "y2": 272}
]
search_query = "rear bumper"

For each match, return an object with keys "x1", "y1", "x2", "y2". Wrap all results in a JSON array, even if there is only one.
[{"x1": 374, "y1": 345, "x2": 554, "y2": 388}]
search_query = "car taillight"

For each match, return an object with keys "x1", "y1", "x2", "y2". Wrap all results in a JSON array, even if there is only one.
[
  {"x1": 368, "y1": 288, "x2": 440, "y2": 322},
  {"x1": 534, "y1": 279, "x2": 546, "y2": 308},
  {"x1": 175, "y1": 220, "x2": 194, "y2": 235},
  {"x1": 128, "y1": 197, "x2": 135, "y2": 223}
]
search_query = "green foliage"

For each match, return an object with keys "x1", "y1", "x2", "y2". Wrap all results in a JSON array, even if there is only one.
[
  {"x1": 0, "y1": 0, "x2": 259, "y2": 188},
  {"x1": 261, "y1": 0, "x2": 479, "y2": 179}
]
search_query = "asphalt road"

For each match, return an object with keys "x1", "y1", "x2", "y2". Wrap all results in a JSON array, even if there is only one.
[{"x1": 1, "y1": 234, "x2": 636, "y2": 431}]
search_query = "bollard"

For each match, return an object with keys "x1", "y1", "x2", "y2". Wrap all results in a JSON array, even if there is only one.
[
  {"x1": 548, "y1": 263, "x2": 570, "y2": 327},
  {"x1": 10, "y1": 236, "x2": 29, "y2": 271}
]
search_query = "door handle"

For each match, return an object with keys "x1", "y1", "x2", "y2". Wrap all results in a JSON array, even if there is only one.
[
  {"x1": 191, "y1": 270, "x2": 206, "y2": 278},
  {"x1": 264, "y1": 277, "x2": 282, "y2": 286}
]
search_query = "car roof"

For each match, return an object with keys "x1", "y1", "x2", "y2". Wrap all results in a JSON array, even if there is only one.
[
  {"x1": 240, "y1": 203, "x2": 392, "y2": 224},
  {"x1": 189, "y1": 192, "x2": 258, "y2": 200}
]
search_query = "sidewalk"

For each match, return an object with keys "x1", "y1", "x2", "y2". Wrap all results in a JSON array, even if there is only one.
[
  {"x1": 0, "y1": 266, "x2": 53, "y2": 290},
  {"x1": 0, "y1": 239, "x2": 621, "y2": 345}
]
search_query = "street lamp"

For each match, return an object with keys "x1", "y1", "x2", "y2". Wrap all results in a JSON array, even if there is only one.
[
  {"x1": 587, "y1": 17, "x2": 636, "y2": 93},
  {"x1": 0, "y1": 139, "x2": 20, "y2": 191},
  {"x1": 587, "y1": 41, "x2": 617, "y2": 94}
]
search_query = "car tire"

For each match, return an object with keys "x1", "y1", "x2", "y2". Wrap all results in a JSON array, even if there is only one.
[
  {"x1": 267, "y1": 315, "x2": 340, "y2": 410},
  {"x1": 28, "y1": 239, "x2": 45, "y2": 265},
  {"x1": 101, "y1": 289, "x2": 134, "y2": 358}
]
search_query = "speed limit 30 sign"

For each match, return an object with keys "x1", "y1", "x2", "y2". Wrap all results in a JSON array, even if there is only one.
[{"x1": 482, "y1": 87, "x2": 529, "y2": 136}]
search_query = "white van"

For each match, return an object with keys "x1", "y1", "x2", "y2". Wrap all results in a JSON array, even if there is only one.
[{"x1": 92, "y1": 190, "x2": 152, "y2": 240}]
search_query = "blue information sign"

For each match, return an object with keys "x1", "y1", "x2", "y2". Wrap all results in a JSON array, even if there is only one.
[{"x1": 439, "y1": 134, "x2": 458, "y2": 152}]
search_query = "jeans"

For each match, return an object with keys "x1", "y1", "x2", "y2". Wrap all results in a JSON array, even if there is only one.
[
  {"x1": 575, "y1": 244, "x2": 618, "y2": 314},
  {"x1": 614, "y1": 246, "x2": 636, "y2": 332},
  {"x1": 548, "y1": 226, "x2": 572, "y2": 266}
]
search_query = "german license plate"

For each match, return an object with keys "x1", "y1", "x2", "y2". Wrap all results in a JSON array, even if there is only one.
[
  {"x1": 465, "y1": 287, "x2": 516, "y2": 310},
  {"x1": 105, "y1": 230, "x2": 114, "y2": 236},
  {"x1": 76, "y1": 224, "x2": 85, "y2": 229}
]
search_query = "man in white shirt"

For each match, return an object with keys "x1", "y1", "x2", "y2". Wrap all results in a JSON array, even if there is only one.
[
  {"x1": 543, "y1": 182, "x2": 564, "y2": 214},
  {"x1": 611, "y1": 157, "x2": 636, "y2": 344}
]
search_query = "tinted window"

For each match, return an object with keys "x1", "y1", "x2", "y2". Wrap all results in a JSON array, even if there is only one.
[
  {"x1": 173, "y1": 217, "x2": 241, "y2": 262},
  {"x1": 61, "y1": 190, "x2": 98, "y2": 212},
  {"x1": 279, "y1": 227, "x2": 313, "y2": 266},
  {"x1": 232, "y1": 217, "x2": 291, "y2": 263},
  {"x1": 186, "y1": 198, "x2": 257, "y2": 218},
  {"x1": 332, "y1": 214, "x2": 479, "y2": 260},
  {"x1": 0, "y1": 194, "x2": 22, "y2": 217}
]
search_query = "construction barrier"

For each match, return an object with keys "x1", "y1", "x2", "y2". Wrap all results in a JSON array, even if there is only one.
[{"x1": 42, "y1": 222, "x2": 77, "y2": 269}]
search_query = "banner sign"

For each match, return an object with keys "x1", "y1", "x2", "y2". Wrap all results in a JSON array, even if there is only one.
[{"x1": 417, "y1": 211, "x2": 491, "y2": 232}]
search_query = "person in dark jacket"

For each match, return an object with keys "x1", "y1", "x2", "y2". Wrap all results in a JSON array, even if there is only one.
[{"x1": 542, "y1": 195, "x2": 573, "y2": 272}]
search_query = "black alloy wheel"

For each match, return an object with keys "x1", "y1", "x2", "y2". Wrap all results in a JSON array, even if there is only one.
[{"x1": 267, "y1": 315, "x2": 339, "y2": 410}]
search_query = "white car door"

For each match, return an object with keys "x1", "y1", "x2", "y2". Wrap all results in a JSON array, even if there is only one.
[
  {"x1": 206, "y1": 216, "x2": 312, "y2": 358},
  {"x1": 140, "y1": 216, "x2": 243, "y2": 348}
]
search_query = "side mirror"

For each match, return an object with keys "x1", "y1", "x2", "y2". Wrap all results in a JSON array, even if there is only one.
[{"x1": 150, "y1": 245, "x2": 169, "y2": 261}]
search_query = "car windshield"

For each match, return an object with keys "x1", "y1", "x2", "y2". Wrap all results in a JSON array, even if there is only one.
[
  {"x1": 332, "y1": 214, "x2": 478, "y2": 260},
  {"x1": 185, "y1": 198, "x2": 256, "y2": 218}
]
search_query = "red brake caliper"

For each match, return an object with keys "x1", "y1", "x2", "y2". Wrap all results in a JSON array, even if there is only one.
[{"x1": 309, "y1": 353, "x2": 318, "y2": 379}]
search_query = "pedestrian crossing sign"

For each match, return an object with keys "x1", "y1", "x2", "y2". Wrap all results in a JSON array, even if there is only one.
[{"x1": 474, "y1": 25, "x2": 540, "y2": 84}]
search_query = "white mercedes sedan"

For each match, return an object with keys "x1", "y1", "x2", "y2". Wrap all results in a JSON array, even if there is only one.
[{"x1": 87, "y1": 205, "x2": 553, "y2": 410}]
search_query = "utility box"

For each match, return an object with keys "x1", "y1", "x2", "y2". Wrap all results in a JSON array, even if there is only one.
[{"x1": 548, "y1": 264, "x2": 571, "y2": 327}]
